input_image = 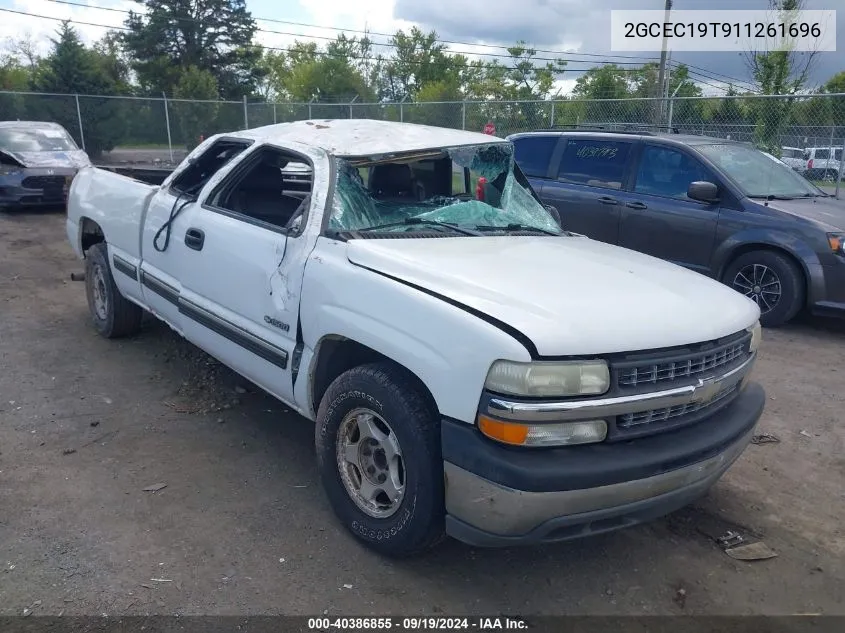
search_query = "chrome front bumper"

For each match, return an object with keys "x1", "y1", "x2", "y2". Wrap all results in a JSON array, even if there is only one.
[{"x1": 441, "y1": 382, "x2": 765, "y2": 547}]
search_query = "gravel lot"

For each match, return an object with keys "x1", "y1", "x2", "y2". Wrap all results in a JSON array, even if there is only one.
[{"x1": 1, "y1": 208, "x2": 844, "y2": 617}]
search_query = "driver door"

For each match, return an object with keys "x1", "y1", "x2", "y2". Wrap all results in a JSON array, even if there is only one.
[{"x1": 173, "y1": 144, "x2": 316, "y2": 405}]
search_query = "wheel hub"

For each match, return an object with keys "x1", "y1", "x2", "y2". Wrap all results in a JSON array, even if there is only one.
[
  {"x1": 732, "y1": 263, "x2": 781, "y2": 315},
  {"x1": 91, "y1": 264, "x2": 108, "y2": 321},
  {"x1": 336, "y1": 408, "x2": 406, "y2": 518}
]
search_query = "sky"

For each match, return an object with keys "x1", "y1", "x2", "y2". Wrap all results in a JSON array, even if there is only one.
[{"x1": 0, "y1": 0, "x2": 842, "y2": 97}]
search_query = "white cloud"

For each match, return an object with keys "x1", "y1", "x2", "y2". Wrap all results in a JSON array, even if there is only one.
[{"x1": 0, "y1": 0, "x2": 133, "y2": 55}]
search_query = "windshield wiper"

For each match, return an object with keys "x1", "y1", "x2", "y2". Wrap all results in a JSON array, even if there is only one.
[
  {"x1": 474, "y1": 223, "x2": 561, "y2": 236},
  {"x1": 357, "y1": 217, "x2": 482, "y2": 236},
  {"x1": 749, "y1": 194, "x2": 796, "y2": 201}
]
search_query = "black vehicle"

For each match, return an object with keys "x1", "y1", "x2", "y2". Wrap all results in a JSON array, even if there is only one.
[
  {"x1": 0, "y1": 121, "x2": 91, "y2": 210},
  {"x1": 507, "y1": 129, "x2": 845, "y2": 327}
]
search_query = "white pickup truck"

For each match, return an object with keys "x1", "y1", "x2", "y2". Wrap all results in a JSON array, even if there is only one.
[{"x1": 66, "y1": 120, "x2": 765, "y2": 557}]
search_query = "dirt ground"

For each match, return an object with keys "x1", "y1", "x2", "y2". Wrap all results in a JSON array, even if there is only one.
[{"x1": 1, "y1": 208, "x2": 844, "y2": 617}]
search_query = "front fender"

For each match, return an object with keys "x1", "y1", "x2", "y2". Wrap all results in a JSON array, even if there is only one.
[
  {"x1": 711, "y1": 228, "x2": 821, "y2": 278},
  {"x1": 297, "y1": 241, "x2": 531, "y2": 424}
]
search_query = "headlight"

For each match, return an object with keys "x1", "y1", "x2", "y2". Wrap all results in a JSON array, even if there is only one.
[
  {"x1": 747, "y1": 320, "x2": 762, "y2": 353},
  {"x1": 485, "y1": 359, "x2": 610, "y2": 397},
  {"x1": 478, "y1": 415, "x2": 607, "y2": 447},
  {"x1": 828, "y1": 233, "x2": 845, "y2": 256}
]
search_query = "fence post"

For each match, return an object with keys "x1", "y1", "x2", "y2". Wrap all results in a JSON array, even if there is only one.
[
  {"x1": 349, "y1": 95, "x2": 358, "y2": 119},
  {"x1": 308, "y1": 96, "x2": 315, "y2": 120},
  {"x1": 400, "y1": 95, "x2": 407, "y2": 122},
  {"x1": 835, "y1": 135, "x2": 845, "y2": 199},
  {"x1": 74, "y1": 94, "x2": 86, "y2": 151},
  {"x1": 550, "y1": 101, "x2": 555, "y2": 127},
  {"x1": 461, "y1": 101, "x2": 466, "y2": 130},
  {"x1": 243, "y1": 95, "x2": 249, "y2": 129},
  {"x1": 273, "y1": 103, "x2": 277, "y2": 124},
  {"x1": 162, "y1": 92, "x2": 173, "y2": 164}
]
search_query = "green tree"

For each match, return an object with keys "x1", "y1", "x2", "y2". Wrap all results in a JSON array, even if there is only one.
[
  {"x1": 172, "y1": 66, "x2": 219, "y2": 149},
  {"x1": 745, "y1": 0, "x2": 816, "y2": 153},
  {"x1": 122, "y1": 0, "x2": 262, "y2": 99},
  {"x1": 31, "y1": 22, "x2": 126, "y2": 157},
  {"x1": 267, "y1": 37, "x2": 376, "y2": 103},
  {"x1": 573, "y1": 65, "x2": 632, "y2": 100},
  {"x1": 0, "y1": 55, "x2": 32, "y2": 121},
  {"x1": 379, "y1": 28, "x2": 465, "y2": 101},
  {"x1": 822, "y1": 71, "x2": 845, "y2": 94}
]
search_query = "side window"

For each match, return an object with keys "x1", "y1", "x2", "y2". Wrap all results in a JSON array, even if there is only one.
[
  {"x1": 633, "y1": 146, "x2": 712, "y2": 201},
  {"x1": 815, "y1": 148, "x2": 830, "y2": 159},
  {"x1": 207, "y1": 146, "x2": 312, "y2": 232},
  {"x1": 512, "y1": 135, "x2": 559, "y2": 178},
  {"x1": 171, "y1": 139, "x2": 251, "y2": 196},
  {"x1": 557, "y1": 139, "x2": 632, "y2": 190}
]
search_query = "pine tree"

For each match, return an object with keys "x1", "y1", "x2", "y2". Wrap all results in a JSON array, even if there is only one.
[
  {"x1": 122, "y1": 0, "x2": 264, "y2": 99},
  {"x1": 31, "y1": 22, "x2": 125, "y2": 157}
]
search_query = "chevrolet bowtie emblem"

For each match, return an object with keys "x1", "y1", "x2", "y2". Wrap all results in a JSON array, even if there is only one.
[{"x1": 692, "y1": 377, "x2": 722, "y2": 403}]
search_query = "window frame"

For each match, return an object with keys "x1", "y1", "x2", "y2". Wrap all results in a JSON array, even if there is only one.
[
  {"x1": 167, "y1": 137, "x2": 254, "y2": 199},
  {"x1": 555, "y1": 136, "x2": 637, "y2": 191},
  {"x1": 200, "y1": 142, "x2": 315, "y2": 238},
  {"x1": 630, "y1": 142, "x2": 720, "y2": 205}
]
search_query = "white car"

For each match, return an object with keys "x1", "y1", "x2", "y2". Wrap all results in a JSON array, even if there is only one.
[
  {"x1": 779, "y1": 146, "x2": 808, "y2": 173},
  {"x1": 65, "y1": 119, "x2": 765, "y2": 556},
  {"x1": 803, "y1": 146, "x2": 843, "y2": 182}
]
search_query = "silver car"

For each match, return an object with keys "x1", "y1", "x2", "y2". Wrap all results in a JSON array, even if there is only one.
[{"x1": 0, "y1": 121, "x2": 91, "y2": 210}]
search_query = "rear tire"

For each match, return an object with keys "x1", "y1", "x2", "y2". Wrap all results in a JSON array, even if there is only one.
[
  {"x1": 315, "y1": 362, "x2": 445, "y2": 557},
  {"x1": 822, "y1": 169, "x2": 838, "y2": 183},
  {"x1": 722, "y1": 250, "x2": 804, "y2": 328},
  {"x1": 85, "y1": 242, "x2": 143, "y2": 338}
]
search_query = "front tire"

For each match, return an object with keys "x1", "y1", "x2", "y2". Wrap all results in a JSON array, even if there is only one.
[
  {"x1": 723, "y1": 250, "x2": 804, "y2": 327},
  {"x1": 85, "y1": 242, "x2": 143, "y2": 338},
  {"x1": 315, "y1": 362, "x2": 445, "y2": 557}
]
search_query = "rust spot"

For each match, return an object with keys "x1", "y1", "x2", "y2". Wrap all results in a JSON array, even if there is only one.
[
  {"x1": 315, "y1": 124, "x2": 330, "y2": 129},
  {"x1": 306, "y1": 121, "x2": 314, "y2": 126}
]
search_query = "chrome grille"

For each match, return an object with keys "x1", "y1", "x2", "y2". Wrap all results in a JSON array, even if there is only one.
[
  {"x1": 617, "y1": 382, "x2": 740, "y2": 429},
  {"x1": 617, "y1": 338, "x2": 749, "y2": 389}
]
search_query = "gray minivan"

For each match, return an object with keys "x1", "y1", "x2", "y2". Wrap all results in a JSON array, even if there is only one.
[{"x1": 508, "y1": 130, "x2": 845, "y2": 327}]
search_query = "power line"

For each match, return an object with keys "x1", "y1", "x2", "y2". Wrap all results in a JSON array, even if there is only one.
[
  {"x1": 0, "y1": 7, "x2": 659, "y2": 73},
  {"x1": 44, "y1": 0, "x2": 763, "y2": 90},
  {"x1": 673, "y1": 60, "x2": 759, "y2": 93},
  {"x1": 44, "y1": 0, "x2": 663, "y2": 64},
  {"x1": 5, "y1": 4, "x2": 762, "y2": 93}
]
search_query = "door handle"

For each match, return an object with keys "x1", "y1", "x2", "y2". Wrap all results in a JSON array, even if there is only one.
[
  {"x1": 626, "y1": 201, "x2": 648, "y2": 210},
  {"x1": 184, "y1": 228, "x2": 205, "y2": 251},
  {"x1": 597, "y1": 196, "x2": 619, "y2": 205}
]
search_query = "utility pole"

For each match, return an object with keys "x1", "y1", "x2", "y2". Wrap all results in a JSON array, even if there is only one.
[{"x1": 655, "y1": 0, "x2": 673, "y2": 123}]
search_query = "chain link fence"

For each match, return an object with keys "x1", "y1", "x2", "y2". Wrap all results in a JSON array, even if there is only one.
[{"x1": 1, "y1": 89, "x2": 843, "y2": 186}]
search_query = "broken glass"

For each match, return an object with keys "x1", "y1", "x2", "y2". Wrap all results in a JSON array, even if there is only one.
[{"x1": 328, "y1": 142, "x2": 560, "y2": 235}]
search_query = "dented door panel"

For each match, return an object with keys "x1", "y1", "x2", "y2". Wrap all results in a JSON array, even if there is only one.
[{"x1": 175, "y1": 207, "x2": 301, "y2": 404}]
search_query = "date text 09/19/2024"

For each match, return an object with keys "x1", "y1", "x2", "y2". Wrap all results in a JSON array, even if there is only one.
[{"x1": 307, "y1": 617, "x2": 529, "y2": 631}]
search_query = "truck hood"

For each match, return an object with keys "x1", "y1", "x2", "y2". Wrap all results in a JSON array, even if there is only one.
[
  {"x1": 0, "y1": 149, "x2": 91, "y2": 169},
  {"x1": 761, "y1": 196, "x2": 845, "y2": 231},
  {"x1": 345, "y1": 235, "x2": 759, "y2": 356}
]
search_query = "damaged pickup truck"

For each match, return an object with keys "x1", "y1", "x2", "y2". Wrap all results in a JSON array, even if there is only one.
[{"x1": 66, "y1": 119, "x2": 766, "y2": 556}]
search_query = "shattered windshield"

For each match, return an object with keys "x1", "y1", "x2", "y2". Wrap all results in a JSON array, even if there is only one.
[
  {"x1": 0, "y1": 127, "x2": 78, "y2": 152},
  {"x1": 327, "y1": 143, "x2": 562, "y2": 236}
]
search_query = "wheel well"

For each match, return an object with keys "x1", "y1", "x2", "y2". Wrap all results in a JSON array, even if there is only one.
[
  {"x1": 80, "y1": 217, "x2": 105, "y2": 254},
  {"x1": 721, "y1": 243, "x2": 809, "y2": 302},
  {"x1": 310, "y1": 337, "x2": 439, "y2": 417}
]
